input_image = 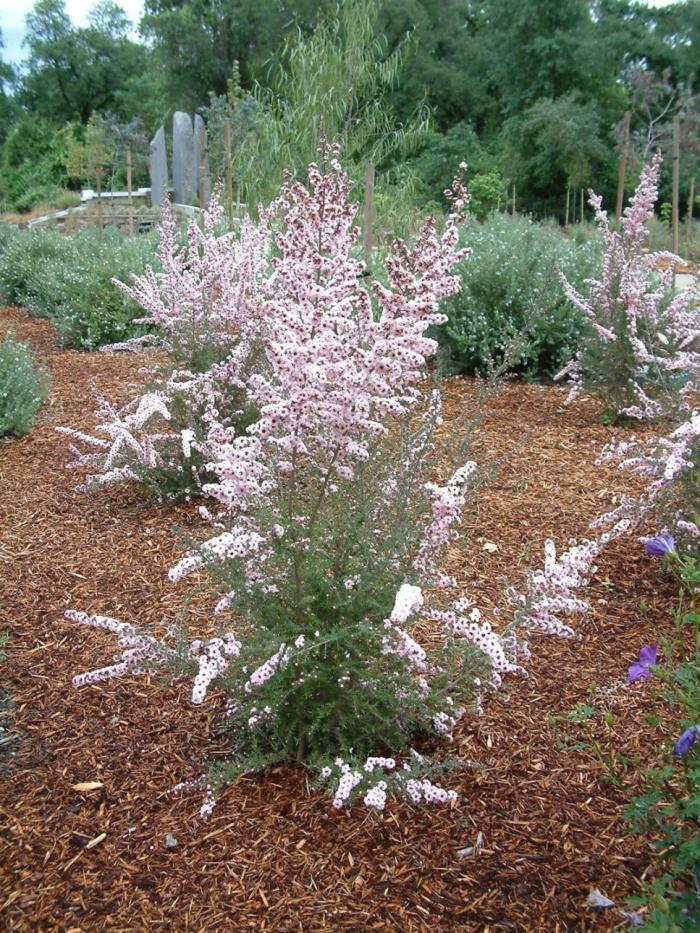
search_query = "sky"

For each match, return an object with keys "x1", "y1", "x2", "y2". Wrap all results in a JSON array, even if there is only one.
[{"x1": 0, "y1": 0, "x2": 684, "y2": 67}]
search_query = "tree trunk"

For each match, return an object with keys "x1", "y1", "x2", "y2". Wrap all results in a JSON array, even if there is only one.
[{"x1": 96, "y1": 167, "x2": 103, "y2": 241}]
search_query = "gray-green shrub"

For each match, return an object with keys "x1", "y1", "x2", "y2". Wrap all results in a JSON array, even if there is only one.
[
  {"x1": 437, "y1": 212, "x2": 602, "y2": 380},
  {"x1": 0, "y1": 227, "x2": 157, "y2": 349},
  {"x1": 0, "y1": 335, "x2": 49, "y2": 437}
]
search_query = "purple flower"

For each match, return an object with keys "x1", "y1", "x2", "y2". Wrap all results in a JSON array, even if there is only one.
[
  {"x1": 673, "y1": 725, "x2": 698, "y2": 757},
  {"x1": 627, "y1": 643, "x2": 658, "y2": 683},
  {"x1": 644, "y1": 534, "x2": 676, "y2": 557}
]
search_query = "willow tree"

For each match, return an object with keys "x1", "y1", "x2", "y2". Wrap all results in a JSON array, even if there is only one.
[{"x1": 226, "y1": 0, "x2": 429, "y2": 207}]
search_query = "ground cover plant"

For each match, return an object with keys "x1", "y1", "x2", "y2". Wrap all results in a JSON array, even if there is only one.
[
  {"x1": 0, "y1": 333, "x2": 48, "y2": 437},
  {"x1": 556, "y1": 155, "x2": 699, "y2": 423}
]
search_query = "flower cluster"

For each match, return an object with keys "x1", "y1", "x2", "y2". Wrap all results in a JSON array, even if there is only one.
[
  {"x1": 556, "y1": 154, "x2": 699, "y2": 421},
  {"x1": 319, "y1": 751, "x2": 458, "y2": 811},
  {"x1": 507, "y1": 538, "x2": 600, "y2": 638},
  {"x1": 68, "y1": 609, "x2": 242, "y2": 707},
  {"x1": 592, "y1": 411, "x2": 700, "y2": 555},
  {"x1": 414, "y1": 463, "x2": 478, "y2": 585}
]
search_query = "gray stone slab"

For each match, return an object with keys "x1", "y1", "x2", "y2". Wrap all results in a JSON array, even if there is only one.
[
  {"x1": 193, "y1": 114, "x2": 212, "y2": 206},
  {"x1": 149, "y1": 125, "x2": 169, "y2": 207},
  {"x1": 172, "y1": 111, "x2": 196, "y2": 205}
]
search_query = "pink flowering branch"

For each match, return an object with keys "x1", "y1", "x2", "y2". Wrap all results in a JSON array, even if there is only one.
[{"x1": 556, "y1": 153, "x2": 699, "y2": 421}]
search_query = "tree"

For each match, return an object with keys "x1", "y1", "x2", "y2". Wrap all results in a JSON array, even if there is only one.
[
  {"x1": 141, "y1": 0, "x2": 331, "y2": 111},
  {"x1": 21, "y1": 0, "x2": 151, "y2": 124},
  {"x1": 0, "y1": 29, "x2": 17, "y2": 145},
  {"x1": 504, "y1": 94, "x2": 609, "y2": 217},
  {"x1": 224, "y1": 0, "x2": 429, "y2": 206}
]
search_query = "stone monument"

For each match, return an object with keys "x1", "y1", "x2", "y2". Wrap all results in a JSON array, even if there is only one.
[
  {"x1": 172, "y1": 111, "x2": 196, "y2": 205},
  {"x1": 148, "y1": 125, "x2": 169, "y2": 206}
]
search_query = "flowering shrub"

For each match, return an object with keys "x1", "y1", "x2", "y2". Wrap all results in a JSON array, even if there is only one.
[
  {"x1": 58, "y1": 196, "x2": 268, "y2": 500},
  {"x1": 593, "y1": 411, "x2": 700, "y2": 556},
  {"x1": 69, "y1": 148, "x2": 600, "y2": 813},
  {"x1": 0, "y1": 335, "x2": 49, "y2": 438},
  {"x1": 556, "y1": 154, "x2": 699, "y2": 422}
]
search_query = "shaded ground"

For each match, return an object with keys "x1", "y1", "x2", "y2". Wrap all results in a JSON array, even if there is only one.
[{"x1": 0, "y1": 306, "x2": 677, "y2": 931}]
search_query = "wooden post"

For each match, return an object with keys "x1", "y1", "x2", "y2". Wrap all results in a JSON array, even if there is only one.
[
  {"x1": 197, "y1": 125, "x2": 207, "y2": 228},
  {"x1": 126, "y1": 147, "x2": 133, "y2": 237},
  {"x1": 580, "y1": 187, "x2": 584, "y2": 224},
  {"x1": 686, "y1": 175, "x2": 696, "y2": 262},
  {"x1": 363, "y1": 162, "x2": 375, "y2": 270},
  {"x1": 616, "y1": 110, "x2": 631, "y2": 226},
  {"x1": 564, "y1": 185, "x2": 570, "y2": 227},
  {"x1": 672, "y1": 113, "x2": 680, "y2": 258},
  {"x1": 96, "y1": 162, "x2": 104, "y2": 241},
  {"x1": 224, "y1": 118, "x2": 233, "y2": 223},
  {"x1": 512, "y1": 184, "x2": 516, "y2": 217}
]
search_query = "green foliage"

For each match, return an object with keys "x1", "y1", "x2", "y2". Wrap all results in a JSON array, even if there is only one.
[
  {"x1": 0, "y1": 335, "x2": 50, "y2": 437},
  {"x1": 229, "y1": 0, "x2": 429, "y2": 206},
  {"x1": 188, "y1": 411, "x2": 490, "y2": 781},
  {"x1": 468, "y1": 171, "x2": 508, "y2": 219},
  {"x1": 142, "y1": 0, "x2": 330, "y2": 111},
  {"x1": 0, "y1": 227, "x2": 157, "y2": 349},
  {"x1": 0, "y1": 116, "x2": 75, "y2": 212},
  {"x1": 406, "y1": 121, "x2": 492, "y2": 207},
  {"x1": 21, "y1": 0, "x2": 151, "y2": 125},
  {"x1": 501, "y1": 93, "x2": 609, "y2": 218},
  {"x1": 625, "y1": 559, "x2": 700, "y2": 931},
  {"x1": 437, "y1": 213, "x2": 602, "y2": 380}
]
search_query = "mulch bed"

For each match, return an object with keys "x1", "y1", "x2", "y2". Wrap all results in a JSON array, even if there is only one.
[{"x1": 0, "y1": 306, "x2": 679, "y2": 931}]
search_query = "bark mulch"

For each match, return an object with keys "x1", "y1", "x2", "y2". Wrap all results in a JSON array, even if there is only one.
[{"x1": 0, "y1": 306, "x2": 679, "y2": 931}]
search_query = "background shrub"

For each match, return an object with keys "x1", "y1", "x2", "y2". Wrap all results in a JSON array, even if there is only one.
[
  {"x1": 0, "y1": 227, "x2": 157, "y2": 349},
  {"x1": 0, "y1": 335, "x2": 50, "y2": 437},
  {"x1": 436, "y1": 213, "x2": 602, "y2": 380}
]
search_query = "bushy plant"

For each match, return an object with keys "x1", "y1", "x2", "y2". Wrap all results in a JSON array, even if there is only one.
[
  {"x1": 407, "y1": 122, "x2": 491, "y2": 209},
  {"x1": 0, "y1": 227, "x2": 68, "y2": 310},
  {"x1": 67, "y1": 150, "x2": 599, "y2": 814},
  {"x1": 437, "y1": 212, "x2": 602, "y2": 380},
  {"x1": 0, "y1": 227, "x2": 157, "y2": 348},
  {"x1": 556, "y1": 154, "x2": 699, "y2": 422},
  {"x1": 0, "y1": 335, "x2": 49, "y2": 437},
  {"x1": 0, "y1": 116, "x2": 73, "y2": 212}
]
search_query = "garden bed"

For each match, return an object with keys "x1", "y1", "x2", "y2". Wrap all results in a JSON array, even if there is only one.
[{"x1": 0, "y1": 305, "x2": 678, "y2": 930}]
